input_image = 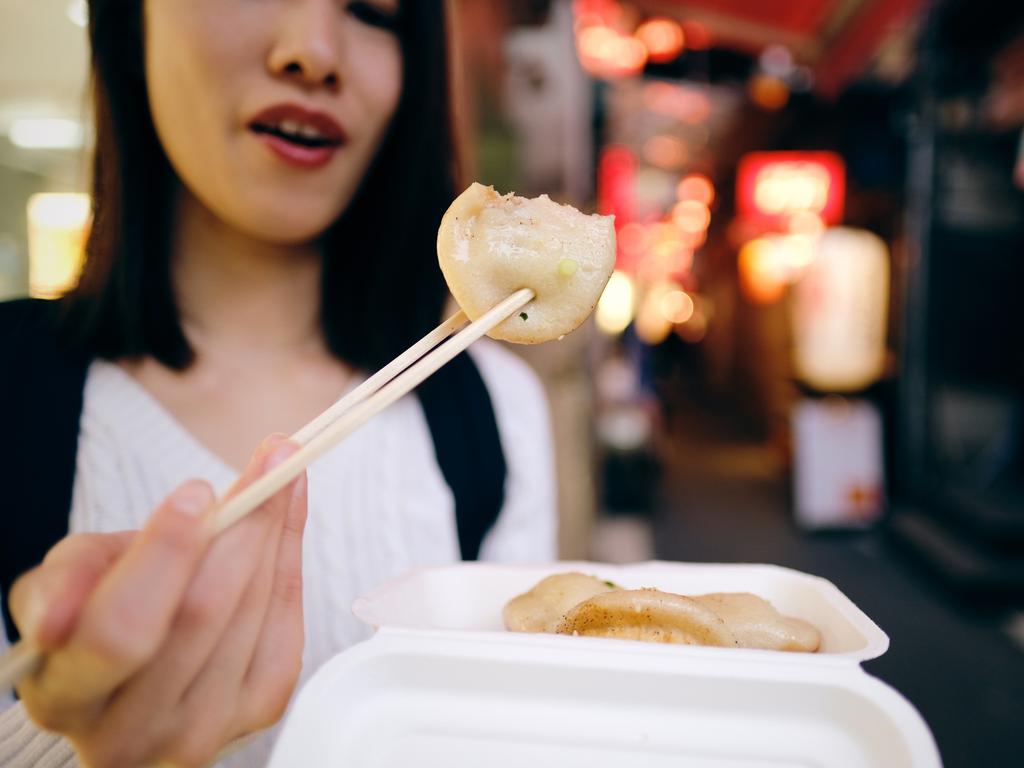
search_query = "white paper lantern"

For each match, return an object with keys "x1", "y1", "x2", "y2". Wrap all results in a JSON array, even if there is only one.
[{"x1": 791, "y1": 227, "x2": 889, "y2": 393}]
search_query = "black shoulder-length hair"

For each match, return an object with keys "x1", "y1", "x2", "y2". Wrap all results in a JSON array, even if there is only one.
[{"x1": 62, "y1": 0, "x2": 460, "y2": 372}]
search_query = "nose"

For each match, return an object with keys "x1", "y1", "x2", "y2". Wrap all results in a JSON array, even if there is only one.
[{"x1": 267, "y1": 0, "x2": 341, "y2": 91}]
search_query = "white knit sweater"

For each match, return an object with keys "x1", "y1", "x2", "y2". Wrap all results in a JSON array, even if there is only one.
[{"x1": 0, "y1": 341, "x2": 556, "y2": 767}]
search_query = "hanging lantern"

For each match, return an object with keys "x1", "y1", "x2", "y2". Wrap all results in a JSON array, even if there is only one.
[{"x1": 791, "y1": 228, "x2": 890, "y2": 393}]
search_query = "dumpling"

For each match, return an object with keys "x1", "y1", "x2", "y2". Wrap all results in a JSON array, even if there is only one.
[
  {"x1": 437, "y1": 183, "x2": 616, "y2": 344},
  {"x1": 555, "y1": 589, "x2": 740, "y2": 647},
  {"x1": 503, "y1": 573, "x2": 618, "y2": 633},
  {"x1": 694, "y1": 593, "x2": 820, "y2": 652},
  {"x1": 503, "y1": 574, "x2": 823, "y2": 653}
]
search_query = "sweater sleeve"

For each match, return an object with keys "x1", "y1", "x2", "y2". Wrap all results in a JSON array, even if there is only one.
[
  {"x1": 0, "y1": 703, "x2": 77, "y2": 768},
  {"x1": 471, "y1": 343, "x2": 558, "y2": 563}
]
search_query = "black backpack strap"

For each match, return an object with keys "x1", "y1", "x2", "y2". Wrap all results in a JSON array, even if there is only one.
[
  {"x1": 0, "y1": 299, "x2": 89, "y2": 643},
  {"x1": 416, "y1": 351, "x2": 507, "y2": 560}
]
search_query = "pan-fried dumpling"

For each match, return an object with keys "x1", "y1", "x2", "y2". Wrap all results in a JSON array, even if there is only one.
[
  {"x1": 438, "y1": 183, "x2": 616, "y2": 344},
  {"x1": 556, "y1": 589, "x2": 740, "y2": 647},
  {"x1": 503, "y1": 573, "x2": 618, "y2": 633},
  {"x1": 694, "y1": 592, "x2": 820, "y2": 652}
]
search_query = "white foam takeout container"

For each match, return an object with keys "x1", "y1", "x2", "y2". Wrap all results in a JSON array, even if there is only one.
[{"x1": 268, "y1": 561, "x2": 941, "y2": 767}]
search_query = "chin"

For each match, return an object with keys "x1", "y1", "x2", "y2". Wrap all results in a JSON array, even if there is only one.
[
  {"x1": 252, "y1": 217, "x2": 335, "y2": 245},
  {"x1": 227, "y1": 202, "x2": 343, "y2": 245}
]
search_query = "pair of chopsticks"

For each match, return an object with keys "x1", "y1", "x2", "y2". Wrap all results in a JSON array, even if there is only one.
[{"x1": 0, "y1": 288, "x2": 535, "y2": 691}]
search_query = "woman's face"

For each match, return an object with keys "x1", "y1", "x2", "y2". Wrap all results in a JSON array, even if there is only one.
[{"x1": 144, "y1": 0, "x2": 402, "y2": 244}]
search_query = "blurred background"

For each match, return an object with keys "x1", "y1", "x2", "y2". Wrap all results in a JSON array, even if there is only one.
[{"x1": 1, "y1": 0, "x2": 1023, "y2": 763}]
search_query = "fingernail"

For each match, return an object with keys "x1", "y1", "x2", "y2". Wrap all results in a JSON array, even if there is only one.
[
  {"x1": 172, "y1": 480, "x2": 214, "y2": 517},
  {"x1": 266, "y1": 442, "x2": 298, "y2": 471},
  {"x1": 21, "y1": 593, "x2": 48, "y2": 639},
  {"x1": 291, "y1": 473, "x2": 308, "y2": 504}
]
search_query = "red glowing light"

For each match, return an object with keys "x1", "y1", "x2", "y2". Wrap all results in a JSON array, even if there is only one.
[
  {"x1": 572, "y1": 0, "x2": 621, "y2": 27},
  {"x1": 598, "y1": 145, "x2": 637, "y2": 266},
  {"x1": 737, "y1": 152, "x2": 845, "y2": 228},
  {"x1": 681, "y1": 21, "x2": 712, "y2": 50}
]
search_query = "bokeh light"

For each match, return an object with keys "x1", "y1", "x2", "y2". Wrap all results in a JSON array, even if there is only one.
[
  {"x1": 748, "y1": 73, "x2": 790, "y2": 110},
  {"x1": 635, "y1": 18, "x2": 685, "y2": 63},
  {"x1": 577, "y1": 24, "x2": 649, "y2": 78},
  {"x1": 788, "y1": 211, "x2": 826, "y2": 236},
  {"x1": 676, "y1": 174, "x2": 715, "y2": 206},
  {"x1": 27, "y1": 193, "x2": 91, "y2": 299},
  {"x1": 738, "y1": 238, "x2": 789, "y2": 304},
  {"x1": 643, "y1": 82, "x2": 711, "y2": 124},
  {"x1": 643, "y1": 135, "x2": 688, "y2": 169},
  {"x1": 596, "y1": 270, "x2": 636, "y2": 334},
  {"x1": 672, "y1": 199, "x2": 712, "y2": 233},
  {"x1": 660, "y1": 289, "x2": 695, "y2": 324}
]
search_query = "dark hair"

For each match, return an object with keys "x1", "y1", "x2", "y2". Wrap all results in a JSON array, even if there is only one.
[{"x1": 63, "y1": 0, "x2": 460, "y2": 372}]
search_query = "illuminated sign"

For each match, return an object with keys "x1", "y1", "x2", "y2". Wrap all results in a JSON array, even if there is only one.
[{"x1": 737, "y1": 152, "x2": 845, "y2": 228}]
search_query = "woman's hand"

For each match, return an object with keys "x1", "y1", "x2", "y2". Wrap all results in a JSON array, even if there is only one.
[{"x1": 9, "y1": 435, "x2": 308, "y2": 768}]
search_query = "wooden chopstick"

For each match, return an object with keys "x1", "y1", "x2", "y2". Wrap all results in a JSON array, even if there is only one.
[
  {"x1": 206, "y1": 288, "x2": 532, "y2": 536},
  {"x1": 0, "y1": 289, "x2": 533, "y2": 692},
  {"x1": 0, "y1": 639, "x2": 40, "y2": 692},
  {"x1": 291, "y1": 309, "x2": 467, "y2": 446}
]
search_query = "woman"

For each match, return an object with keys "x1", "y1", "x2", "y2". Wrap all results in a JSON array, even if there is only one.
[{"x1": 0, "y1": 1, "x2": 555, "y2": 765}]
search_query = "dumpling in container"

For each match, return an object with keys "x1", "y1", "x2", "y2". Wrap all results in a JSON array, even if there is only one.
[
  {"x1": 505, "y1": 575, "x2": 822, "y2": 654},
  {"x1": 694, "y1": 592, "x2": 820, "y2": 652},
  {"x1": 555, "y1": 589, "x2": 740, "y2": 648},
  {"x1": 503, "y1": 573, "x2": 618, "y2": 634}
]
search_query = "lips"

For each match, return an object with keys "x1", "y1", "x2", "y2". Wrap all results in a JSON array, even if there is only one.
[{"x1": 248, "y1": 103, "x2": 347, "y2": 169}]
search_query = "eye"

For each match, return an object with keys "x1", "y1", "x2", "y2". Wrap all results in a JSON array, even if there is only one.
[{"x1": 347, "y1": 1, "x2": 400, "y2": 32}]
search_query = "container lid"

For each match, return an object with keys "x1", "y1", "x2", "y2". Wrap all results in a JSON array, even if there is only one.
[{"x1": 268, "y1": 629, "x2": 940, "y2": 767}]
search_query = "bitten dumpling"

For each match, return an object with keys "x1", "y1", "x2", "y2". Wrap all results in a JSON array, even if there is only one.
[{"x1": 437, "y1": 183, "x2": 616, "y2": 344}]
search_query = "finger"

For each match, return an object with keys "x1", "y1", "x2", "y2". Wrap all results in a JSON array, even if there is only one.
[
  {"x1": 240, "y1": 470, "x2": 308, "y2": 730},
  {"x1": 220, "y1": 433, "x2": 294, "y2": 506},
  {"x1": 145, "y1": 438, "x2": 299, "y2": 698},
  {"x1": 20, "y1": 480, "x2": 212, "y2": 724},
  {"x1": 17, "y1": 483, "x2": 209, "y2": 737},
  {"x1": 186, "y1": 483, "x2": 289, "y2": 699},
  {"x1": 88, "y1": 439, "x2": 300, "y2": 764},
  {"x1": 76, "y1": 434, "x2": 291, "y2": 691},
  {"x1": 10, "y1": 532, "x2": 136, "y2": 649},
  {"x1": 165, "y1": 476, "x2": 299, "y2": 764}
]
